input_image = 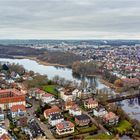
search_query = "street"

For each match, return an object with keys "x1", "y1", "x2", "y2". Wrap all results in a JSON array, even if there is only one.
[{"x1": 26, "y1": 98, "x2": 55, "y2": 140}]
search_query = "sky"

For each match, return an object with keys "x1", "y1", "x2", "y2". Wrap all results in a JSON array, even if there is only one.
[{"x1": 0, "y1": 0, "x2": 140, "y2": 39}]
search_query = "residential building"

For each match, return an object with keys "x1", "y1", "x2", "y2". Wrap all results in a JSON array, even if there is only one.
[
  {"x1": 41, "y1": 93, "x2": 55, "y2": 104},
  {"x1": 48, "y1": 113, "x2": 64, "y2": 126},
  {"x1": 10, "y1": 104, "x2": 26, "y2": 118},
  {"x1": 69, "y1": 104, "x2": 82, "y2": 116},
  {"x1": 0, "y1": 108, "x2": 4, "y2": 122},
  {"x1": 64, "y1": 101, "x2": 75, "y2": 111},
  {"x1": 0, "y1": 127, "x2": 8, "y2": 138},
  {"x1": 0, "y1": 89, "x2": 26, "y2": 110},
  {"x1": 60, "y1": 88, "x2": 74, "y2": 101},
  {"x1": 84, "y1": 98, "x2": 98, "y2": 109},
  {"x1": 93, "y1": 107, "x2": 107, "y2": 117},
  {"x1": 103, "y1": 112, "x2": 119, "y2": 125},
  {"x1": 17, "y1": 117, "x2": 28, "y2": 127},
  {"x1": 0, "y1": 133, "x2": 11, "y2": 140},
  {"x1": 72, "y1": 89, "x2": 82, "y2": 98},
  {"x1": 44, "y1": 105, "x2": 61, "y2": 119},
  {"x1": 56, "y1": 121, "x2": 75, "y2": 135},
  {"x1": 28, "y1": 88, "x2": 45, "y2": 100},
  {"x1": 122, "y1": 78, "x2": 140, "y2": 88},
  {"x1": 75, "y1": 114, "x2": 90, "y2": 126}
]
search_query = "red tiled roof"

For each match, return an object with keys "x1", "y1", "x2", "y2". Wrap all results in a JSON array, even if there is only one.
[
  {"x1": 70, "y1": 104, "x2": 80, "y2": 111},
  {"x1": 0, "y1": 134, "x2": 11, "y2": 140},
  {"x1": 35, "y1": 88, "x2": 45, "y2": 94},
  {"x1": 10, "y1": 104, "x2": 26, "y2": 112},
  {"x1": 122, "y1": 78, "x2": 139, "y2": 83},
  {"x1": 44, "y1": 105, "x2": 61, "y2": 117},
  {"x1": 85, "y1": 98, "x2": 98, "y2": 105},
  {"x1": 104, "y1": 112, "x2": 118, "y2": 120},
  {"x1": 0, "y1": 95, "x2": 25, "y2": 104},
  {"x1": 65, "y1": 101, "x2": 75, "y2": 107},
  {"x1": 0, "y1": 89, "x2": 22, "y2": 95},
  {"x1": 56, "y1": 121, "x2": 74, "y2": 130}
]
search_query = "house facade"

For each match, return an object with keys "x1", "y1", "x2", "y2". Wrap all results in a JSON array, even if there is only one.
[
  {"x1": 56, "y1": 121, "x2": 75, "y2": 135},
  {"x1": 69, "y1": 105, "x2": 82, "y2": 116},
  {"x1": 41, "y1": 93, "x2": 55, "y2": 104},
  {"x1": 44, "y1": 105, "x2": 61, "y2": 119},
  {"x1": 84, "y1": 98, "x2": 98, "y2": 109},
  {"x1": 103, "y1": 112, "x2": 119, "y2": 125},
  {"x1": 10, "y1": 104, "x2": 26, "y2": 118},
  {"x1": 48, "y1": 113, "x2": 64, "y2": 126},
  {"x1": 0, "y1": 108, "x2": 4, "y2": 122},
  {"x1": 75, "y1": 114, "x2": 90, "y2": 126},
  {"x1": 64, "y1": 101, "x2": 75, "y2": 111},
  {"x1": 93, "y1": 107, "x2": 107, "y2": 117},
  {"x1": 0, "y1": 89, "x2": 26, "y2": 110}
]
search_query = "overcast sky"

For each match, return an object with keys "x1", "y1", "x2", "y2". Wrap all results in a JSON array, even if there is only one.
[{"x1": 0, "y1": 0, "x2": 140, "y2": 39}]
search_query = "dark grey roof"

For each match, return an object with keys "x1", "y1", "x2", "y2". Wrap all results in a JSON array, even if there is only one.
[
  {"x1": 75, "y1": 114, "x2": 90, "y2": 120},
  {"x1": 49, "y1": 113, "x2": 63, "y2": 121}
]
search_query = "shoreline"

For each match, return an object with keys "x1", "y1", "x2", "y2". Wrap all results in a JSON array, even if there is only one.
[{"x1": 13, "y1": 56, "x2": 66, "y2": 67}]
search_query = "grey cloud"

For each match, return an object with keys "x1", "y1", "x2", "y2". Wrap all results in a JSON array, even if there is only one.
[{"x1": 0, "y1": 0, "x2": 140, "y2": 39}]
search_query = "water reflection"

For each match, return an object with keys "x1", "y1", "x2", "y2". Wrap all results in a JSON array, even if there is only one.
[
  {"x1": 0, "y1": 58, "x2": 107, "y2": 90},
  {"x1": 0, "y1": 58, "x2": 139, "y2": 122},
  {"x1": 117, "y1": 98, "x2": 140, "y2": 121}
]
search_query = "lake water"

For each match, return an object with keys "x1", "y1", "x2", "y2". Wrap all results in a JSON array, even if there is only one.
[
  {"x1": 0, "y1": 58, "x2": 108, "y2": 90},
  {"x1": 0, "y1": 58, "x2": 140, "y2": 122},
  {"x1": 117, "y1": 97, "x2": 140, "y2": 121}
]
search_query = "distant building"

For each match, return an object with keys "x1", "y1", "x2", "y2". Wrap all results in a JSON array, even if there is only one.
[{"x1": 122, "y1": 78, "x2": 140, "y2": 88}]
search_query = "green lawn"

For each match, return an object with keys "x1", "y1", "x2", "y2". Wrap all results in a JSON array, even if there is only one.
[
  {"x1": 43, "y1": 85, "x2": 59, "y2": 97},
  {"x1": 86, "y1": 134, "x2": 114, "y2": 140},
  {"x1": 115, "y1": 120, "x2": 132, "y2": 134},
  {"x1": 79, "y1": 124, "x2": 97, "y2": 133}
]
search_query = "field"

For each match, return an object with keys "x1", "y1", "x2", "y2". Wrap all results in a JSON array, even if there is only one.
[
  {"x1": 43, "y1": 85, "x2": 59, "y2": 97},
  {"x1": 79, "y1": 124, "x2": 97, "y2": 133},
  {"x1": 115, "y1": 120, "x2": 132, "y2": 134}
]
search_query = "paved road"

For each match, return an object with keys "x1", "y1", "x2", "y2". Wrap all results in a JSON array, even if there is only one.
[
  {"x1": 26, "y1": 99, "x2": 56, "y2": 140},
  {"x1": 34, "y1": 116, "x2": 55, "y2": 140},
  {"x1": 82, "y1": 110, "x2": 110, "y2": 134}
]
